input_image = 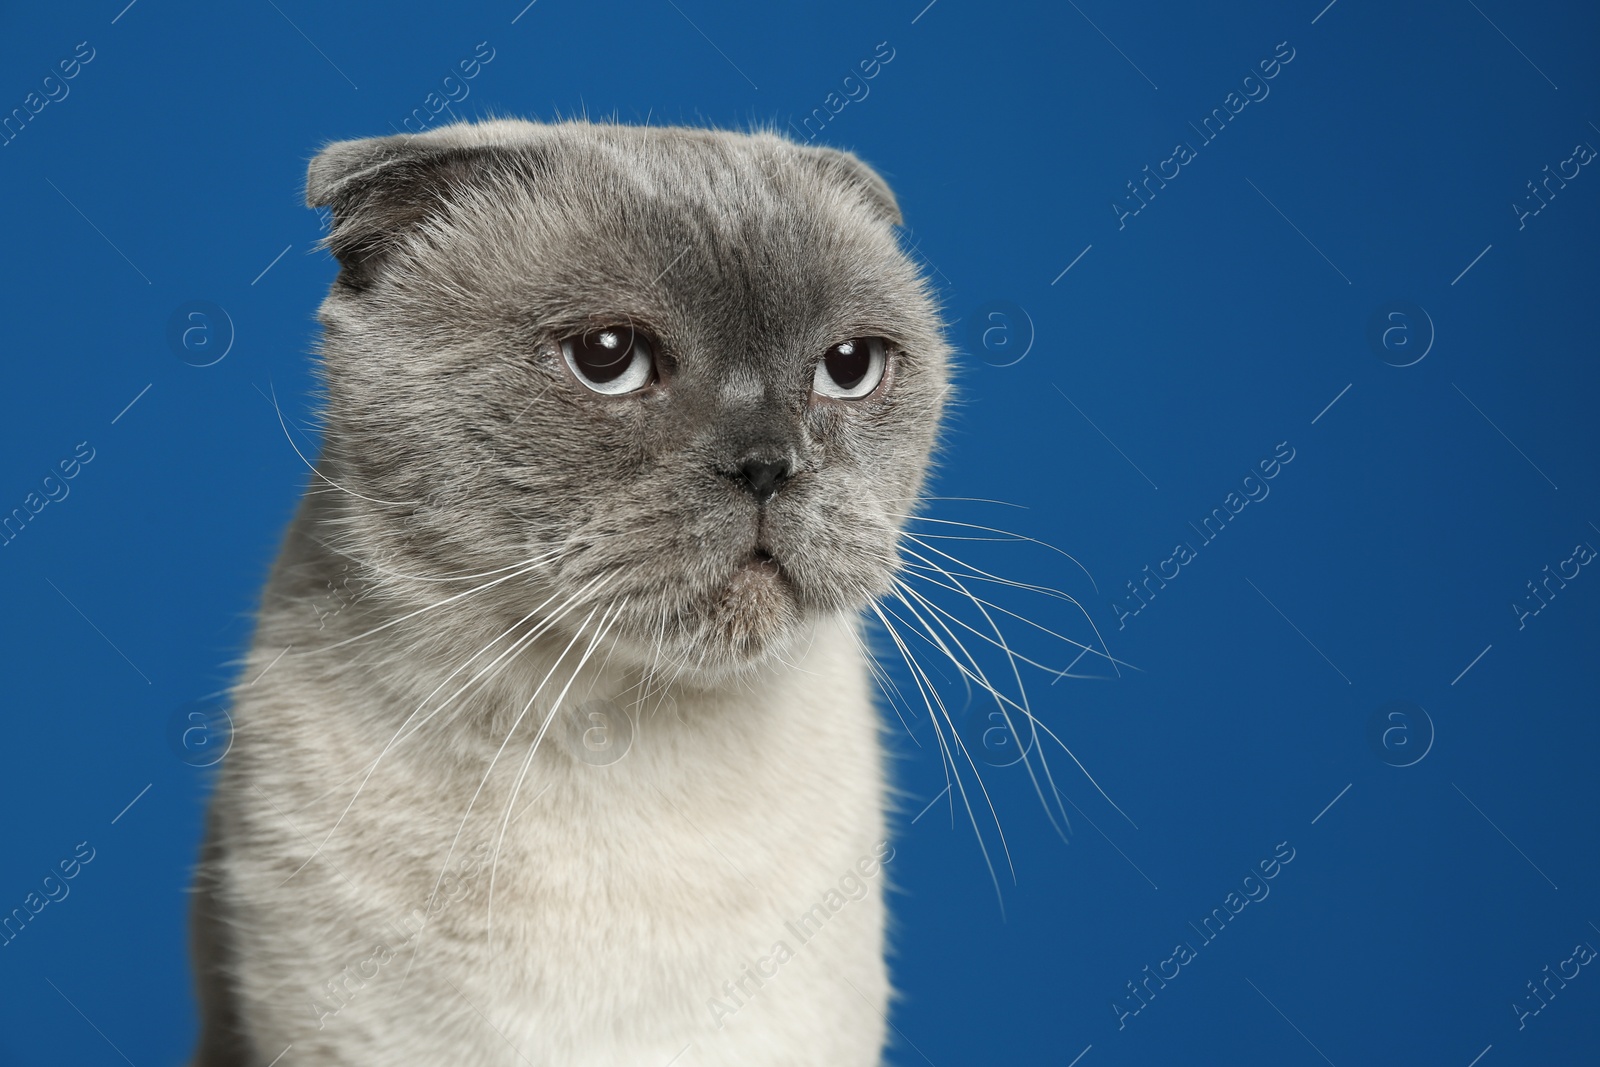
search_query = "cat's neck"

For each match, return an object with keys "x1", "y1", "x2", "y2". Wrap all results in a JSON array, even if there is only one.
[{"x1": 245, "y1": 495, "x2": 865, "y2": 766}]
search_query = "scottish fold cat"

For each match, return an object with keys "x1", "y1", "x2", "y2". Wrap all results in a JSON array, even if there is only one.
[{"x1": 189, "y1": 118, "x2": 948, "y2": 1066}]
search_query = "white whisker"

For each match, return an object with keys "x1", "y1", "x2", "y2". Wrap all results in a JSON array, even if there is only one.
[
  {"x1": 845, "y1": 624, "x2": 921, "y2": 747},
  {"x1": 400, "y1": 577, "x2": 620, "y2": 988},
  {"x1": 279, "y1": 607, "x2": 546, "y2": 885},
  {"x1": 890, "y1": 582, "x2": 1072, "y2": 844},
  {"x1": 899, "y1": 541, "x2": 1131, "y2": 676},
  {"x1": 900, "y1": 567, "x2": 1117, "y2": 680},
  {"x1": 264, "y1": 381, "x2": 421, "y2": 508},
  {"x1": 892, "y1": 558, "x2": 1136, "y2": 830},
  {"x1": 308, "y1": 531, "x2": 573, "y2": 584},
  {"x1": 280, "y1": 570, "x2": 617, "y2": 884},
  {"x1": 869, "y1": 602, "x2": 1014, "y2": 911},
  {"x1": 485, "y1": 599, "x2": 625, "y2": 944},
  {"x1": 894, "y1": 514, "x2": 1100, "y2": 594},
  {"x1": 300, "y1": 555, "x2": 554, "y2": 656}
]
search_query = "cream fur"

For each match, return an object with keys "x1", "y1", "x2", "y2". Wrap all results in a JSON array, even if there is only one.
[{"x1": 205, "y1": 610, "x2": 888, "y2": 1064}]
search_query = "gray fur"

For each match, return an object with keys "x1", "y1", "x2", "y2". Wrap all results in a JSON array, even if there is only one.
[{"x1": 191, "y1": 118, "x2": 949, "y2": 1065}]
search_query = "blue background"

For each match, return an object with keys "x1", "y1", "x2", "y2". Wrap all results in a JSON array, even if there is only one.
[{"x1": 2, "y1": 1, "x2": 1597, "y2": 1064}]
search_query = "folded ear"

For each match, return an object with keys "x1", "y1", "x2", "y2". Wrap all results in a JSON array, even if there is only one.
[
  {"x1": 306, "y1": 134, "x2": 495, "y2": 288},
  {"x1": 799, "y1": 145, "x2": 902, "y2": 227}
]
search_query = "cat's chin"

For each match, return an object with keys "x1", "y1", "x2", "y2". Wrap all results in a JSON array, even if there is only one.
[
  {"x1": 714, "y1": 550, "x2": 798, "y2": 642},
  {"x1": 590, "y1": 551, "x2": 812, "y2": 681},
  {"x1": 660, "y1": 550, "x2": 800, "y2": 676}
]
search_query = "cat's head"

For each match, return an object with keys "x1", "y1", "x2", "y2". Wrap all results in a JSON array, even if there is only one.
[{"x1": 305, "y1": 119, "x2": 948, "y2": 681}]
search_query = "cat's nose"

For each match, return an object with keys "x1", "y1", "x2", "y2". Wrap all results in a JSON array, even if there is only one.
[{"x1": 732, "y1": 457, "x2": 792, "y2": 503}]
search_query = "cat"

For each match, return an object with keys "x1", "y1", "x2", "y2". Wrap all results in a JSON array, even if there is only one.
[{"x1": 189, "y1": 118, "x2": 949, "y2": 1066}]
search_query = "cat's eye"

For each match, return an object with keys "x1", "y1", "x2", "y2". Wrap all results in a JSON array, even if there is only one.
[
  {"x1": 813, "y1": 337, "x2": 888, "y2": 400},
  {"x1": 561, "y1": 327, "x2": 657, "y2": 395}
]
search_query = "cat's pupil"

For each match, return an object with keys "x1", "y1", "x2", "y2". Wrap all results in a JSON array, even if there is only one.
[
  {"x1": 572, "y1": 329, "x2": 634, "y2": 383},
  {"x1": 825, "y1": 340, "x2": 870, "y2": 390}
]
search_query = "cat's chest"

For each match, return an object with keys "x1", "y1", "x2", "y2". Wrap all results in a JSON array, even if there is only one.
[
  {"x1": 237, "y1": 620, "x2": 890, "y2": 1062},
  {"x1": 370, "y1": 672, "x2": 887, "y2": 1060},
  {"x1": 398, "y1": 680, "x2": 882, "y2": 946}
]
